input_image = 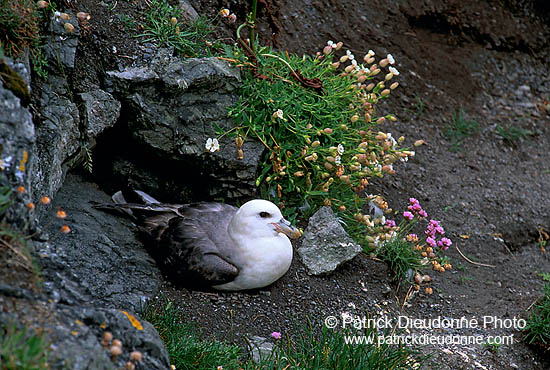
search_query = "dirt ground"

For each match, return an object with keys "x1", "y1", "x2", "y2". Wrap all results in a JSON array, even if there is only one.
[{"x1": 61, "y1": 0, "x2": 550, "y2": 368}]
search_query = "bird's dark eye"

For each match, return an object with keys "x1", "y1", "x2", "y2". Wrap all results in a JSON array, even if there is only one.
[{"x1": 259, "y1": 212, "x2": 270, "y2": 218}]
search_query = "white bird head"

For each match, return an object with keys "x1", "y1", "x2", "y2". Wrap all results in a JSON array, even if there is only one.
[{"x1": 229, "y1": 199, "x2": 301, "y2": 240}]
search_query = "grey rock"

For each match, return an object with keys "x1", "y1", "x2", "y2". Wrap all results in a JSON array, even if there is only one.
[
  {"x1": 105, "y1": 51, "x2": 264, "y2": 200},
  {"x1": 79, "y1": 89, "x2": 121, "y2": 138},
  {"x1": 0, "y1": 63, "x2": 35, "y2": 230},
  {"x1": 247, "y1": 335, "x2": 274, "y2": 363},
  {"x1": 0, "y1": 304, "x2": 170, "y2": 370},
  {"x1": 44, "y1": 10, "x2": 79, "y2": 71},
  {"x1": 178, "y1": 0, "x2": 199, "y2": 23},
  {"x1": 33, "y1": 74, "x2": 80, "y2": 200},
  {"x1": 35, "y1": 174, "x2": 162, "y2": 310},
  {"x1": 298, "y1": 207, "x2": 362, "y2": 275}
]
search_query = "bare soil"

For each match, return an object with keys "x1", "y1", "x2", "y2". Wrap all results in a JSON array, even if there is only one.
[{"x1": 61, "y1": 0, "x2": 550, "y2": 368}]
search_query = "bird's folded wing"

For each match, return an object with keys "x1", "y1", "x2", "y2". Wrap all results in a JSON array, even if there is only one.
[{"x1": 157, "y1": 216, "x2": 239, "y2": 285}]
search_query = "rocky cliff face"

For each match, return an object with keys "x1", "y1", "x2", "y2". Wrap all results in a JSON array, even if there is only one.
[{"x1": 0, "y1": 6, "x2": 261, "y2": 368}]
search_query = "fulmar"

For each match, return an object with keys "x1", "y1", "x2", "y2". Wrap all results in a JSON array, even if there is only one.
[{"x1": 93, "y1": 190, "x2": 301, "y2": 291}]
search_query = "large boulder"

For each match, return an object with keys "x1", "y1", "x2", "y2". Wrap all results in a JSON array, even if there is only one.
[{"x1": 104, "y1": 49, "x2": 264, "y2": 201}]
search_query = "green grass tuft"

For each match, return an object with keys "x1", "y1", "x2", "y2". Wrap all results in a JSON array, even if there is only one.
[
  {"x1": 144, "y1": 298, "x2": 426, "y2": 370},
  {"x1": 138, "y1": 0, "x2": 217, "y2": 57},
  {"x1": 378, "y1": 237, "x2": 423, "y2": 282},
  {"x1": 443, "y1": 109, "x2": 480, "y2": 151},
  {"x1": 524, "y1": 283, "x2": 550, "y2": 351},
  {"x1": 0, "y1": 322, "x2": 50, "y2": 370},
  {"x1": 142, "y1": 300, "x2": 243, "y2": 370}
]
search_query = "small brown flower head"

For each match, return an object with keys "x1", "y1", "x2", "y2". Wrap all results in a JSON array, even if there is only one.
[
  {"x1": 129, "y1": 351, "x2": 143, "y2": 362},
  {"x1": 125, "y1": 362, "x2": 135, "y2": 370},
  {"x1": 323, "y1": 198, "x2": 331, "y2": 207},
  {"x1": 60, "y1": 225, "x2": 71, "y2": 234},
  {"x1": 350, "y1": 114, "x2": 359, "y2": 123},
  {"x1": 110, "y1": 345, "x2": 122, "y2": 360},
  {"x1": 425, "y1": 287, "x2": 433, "y2": 294},
  {"x1": 56, "y1": 208, "x2": 67, "y2": 219},
  {"x1": 37, "y1": 1, "x2": 49, "y2": 9},
  {"x1": 41, "y1": 196, "x2": 51, "y2": 205},
  {"x1": 236, "y1": 149, "x2": 244, "y2": 160},
  {"x1": 335, "y1": 41, "x2": 343, "y2": 50},
  {"x1": 428, "y1": 252, "x2": 435, "y2": 258},
  {"x1": 390, "y1": 82, "x2": 399, "y2": 90},
  {"x1": 102, "y1": 332, "x2": 113, "y2": 347},
  {"x1": 444, "y1": 263, "x2": 452, "y2": 270},
  {"x1": 413, "y1": 284, "x2": 420, "y2": 291},
  {"x1": 16, "y1": 185, "x2": 25, "y2": 194},
  {"x1": 63, "y1": 23, "x2": 75, "y2": 33},
  {"x1": 423, "y1": 275, "x2": 432, "y2": 282},
  {"x1": 414, "y1": 274, "x2": 423, "y2": 285},
  {"x1": 228, "y1": 13, "x2": 237, "y2": 23},
  {"x1": 323, "y1": 128, "x2": 333, "y2": 134},
  {"x1": 26, "y1": 202, "x2": 35, "y2": 210},
  {"x1": 338, "y1": 205, "x2": 346, "y2": 211},
  {"x1": 60, "y1": 12, "x2": 70, "y2": 20},
  {"x1": 220, "y1": 8, "x2": 230, "y2": 17},
  {"x1": 421, "y1": 251, "x2": 427, "y2": 257}
]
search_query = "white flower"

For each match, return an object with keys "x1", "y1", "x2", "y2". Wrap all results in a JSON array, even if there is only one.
[
  {"x1": 272, "y1": 109, "x2": 284, "y2": 120},
  {"x1": 351, "y1": 59, "x2": 358, "y2": 66},
  {"x1": 0, "y1": 156, "x2": 13, "y2": 171},
  {"x1": 367, "y1": 49, "x2": 375, "y2": 57},
  {"x1": 54, "y1": 11, "x2": 62, "y2": 21},
  {"x1": 387, "y1": 54, "x2": 395, "y2": 64},
  {"x1": 327, "y1": 40, "x2": 334, "y2": 48},
  {"x1": 337, "y1": 144, "x2": 344, "y2": 155},
  {"x1": 205, "y1": 138, "x2": 220, "y2": 152},
  {"x1": 335, "y1": 155, "x2": 342, "y2": 165},
  {"x1": 346, "y1": 50, "x2": 355, "y2": 60},
  {"x1": 389, "y1": 66, "x2": 399, "y2": 75}
]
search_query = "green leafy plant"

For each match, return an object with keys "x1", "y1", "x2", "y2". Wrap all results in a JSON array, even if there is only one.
[
  {"x1": 138, "y1": 0, "x2": 218, "y2": 57},
  {"x1": 443, "y1": 109, "x2": 479, "y2": 151},
  {"x1": 220, "y1": 39, "x2": 412, "y2": 249},
  {"x1": 523, "y1": 283, "x2": 550, "y2": 351},
  {"x1": 0, "y1": 322, "x2": 50, "y2": 369},
  {"x1": 483, "y1": 338, "x2": 502, "y2": 353}
]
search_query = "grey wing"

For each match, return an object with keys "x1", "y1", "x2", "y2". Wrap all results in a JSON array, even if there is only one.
[{"x1": 156, "y1": 204, "x2": 239, "y2": 286}]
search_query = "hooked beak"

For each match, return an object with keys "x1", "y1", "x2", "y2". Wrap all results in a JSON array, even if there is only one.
[{"x1": 271, "y1": 218, "x2": 302, "y2": 239}]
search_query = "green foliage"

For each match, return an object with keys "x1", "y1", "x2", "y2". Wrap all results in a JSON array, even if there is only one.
[
  {"x1": 0, "y1": 186, "x2": 12, "y2": 216},
  {"x1": 142, "y1": 300, "x2": 243, "y2": 370},
  {"x1": 138, "y1": 0, "x2": 218, "y2": 57},
  {"x1": 524, "y1": 283, "x2": 550, "y2": 350},
  {"x1": 143, "y1": 299, "x2": 425, "y2": 370},
  {"x1": 443, "y1": 109, "x2": 480, "y2": 151},
  {"x1": 0, "y1": 0, "x2": 51, "y2": 79},
  {"x1": 267, "y1": 322, "x2": 424, "y2": 370},
  {"x1": 377, "y1": 237, "x2": 422, "y2": 282},
  {"x1": 0, "y1": 322, "x2": 50, "y2": 369},
  {"x1": 538, "y1": 272, "x2": 550, "y2": 282},
  {"x1": 225, "y1": 44, "x2": 410, "y2": 247},
  {"x1": 495, "y1": 124, "x2": 533, "y2": 144},
  {"x1": 0, "y1": 0, "x2": 40, "y2": 56},
  {"x1": 483, "y1": 338, "x2": 502, "y2": 352}
]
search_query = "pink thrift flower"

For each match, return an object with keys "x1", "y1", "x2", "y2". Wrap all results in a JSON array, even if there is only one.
[
  {"x1": 435, "y1": 226, "x2": 445, "y2": 235},
  {"x1": 418, "y1": 209, "x2": 428, "y2": 218},
  {"x1": 409, "y1": 197, "x2": 419, "y2": 205},
  {"x1": 385, "y1": 219, "x2": 396, "y2": 228},
  {"x1": 426, "y1": 236, "x2": 436, "y2": 248},
  {"x1": 429, "y1": 220, "x2": 440, "y2": 228},
  {"x1": 403, "y1": 211, "x2": 413, "y2": 221},
  {"x1": 271, "y1": 332, "x2": 282, "y2": 340},
  {"x1": 440, "y1": 237, "x2": 452, "y2": 247}
]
